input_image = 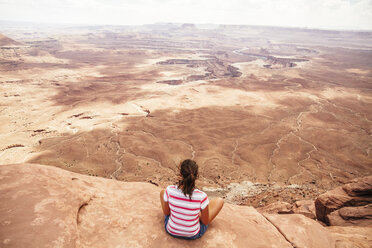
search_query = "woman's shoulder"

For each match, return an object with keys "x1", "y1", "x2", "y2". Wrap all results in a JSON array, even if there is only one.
[
  {"x1": 193, "y1": 188, "x2": 208, "y2": 197},
  {"x1": 166, "y1": 185, "x2": 178, "y2": 192},
  {"x1": 193, "y1": 188, "x2": 205, "y2": 193}
]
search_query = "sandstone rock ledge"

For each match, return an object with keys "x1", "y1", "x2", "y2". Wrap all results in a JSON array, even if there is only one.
[
  {"x1": 0, "y1": 164, "x2": 336, "y2": 248},
  {"x1": 315, "y1": 176, "x2": 372, "y2": 226}
]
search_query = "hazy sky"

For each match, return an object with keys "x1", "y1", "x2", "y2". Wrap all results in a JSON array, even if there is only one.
[{"x1": 0, "y1": 0, "x2": 371, "y2": 30}]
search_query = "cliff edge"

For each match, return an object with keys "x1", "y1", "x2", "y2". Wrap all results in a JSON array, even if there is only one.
[{"x1": 0, "y1": 163, "x2": 363, "y2": 247}]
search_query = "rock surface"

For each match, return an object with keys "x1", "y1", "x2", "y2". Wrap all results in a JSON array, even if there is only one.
[
  {"x1": 258, "y1": 200, "x2": 316, "y2": 220},
  {"x1": 327, "y1": 204, "x2": 372, "y2": 227},
  {"x1": 293, "y1": 200, "x2": 316, "y2": 219},
  {"x1": 315, "y1": 176, "x2": 372, "y2": 226},
  {"x1": 257, "y1": 201, "x2": 294, "y2": 214},
  {"x1": 327, "y1": 226, "x2": 372, "y2": 248},
  {"x1": 264, "y1": 214, "x2": 335, "y2": 248},
  {"x1": 0, "y1": 163, "x2": 336, "y2": 248}
]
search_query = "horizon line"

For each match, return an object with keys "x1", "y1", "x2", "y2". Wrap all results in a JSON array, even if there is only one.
[{"x1": 1, "y1": 19, "x2": 372, "y2": 33}]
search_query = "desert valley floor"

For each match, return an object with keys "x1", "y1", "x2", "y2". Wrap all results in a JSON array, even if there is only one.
[{"x1": 0, "y1": 23, "x2": 371, "y2": 207}]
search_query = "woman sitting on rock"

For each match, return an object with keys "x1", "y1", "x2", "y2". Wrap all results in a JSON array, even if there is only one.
[{"x1": 160, "y1": 159, "x2": 224, "y2": 239}]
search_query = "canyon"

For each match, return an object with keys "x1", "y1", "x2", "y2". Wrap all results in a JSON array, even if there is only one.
[{"x1": 0, "y1": 23, "x2": 371, "y2": 212}]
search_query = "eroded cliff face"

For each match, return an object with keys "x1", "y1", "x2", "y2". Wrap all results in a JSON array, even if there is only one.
[
  {"x1": 0, "y1": 34, "x2": 22, "y2": 46},
  {"x1": 253, "y1": 176, "x2": 372, "y2": 248},
  {"x1": 0, "y1": 163, "x2": 337, "y2": 248},
  {"x1": 315, "y1": 176, "x2": 372, "y2": 227}
]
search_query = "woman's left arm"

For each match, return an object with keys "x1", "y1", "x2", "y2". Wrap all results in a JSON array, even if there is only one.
[{"x1": 160, "y1": 189, "x2": 170, "y2": 215}]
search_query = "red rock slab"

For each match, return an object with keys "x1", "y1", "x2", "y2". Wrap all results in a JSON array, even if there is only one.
[
  {"x1": 315, "y1": 185, "x2": 372, "y2": 224},
  {"x1": 327, "y1": 204, "x2": 372, "y2": 227},
  {"x1": 327, "y1": 226, "x2": 372, "y2": 248},
  {"x1": 293, "y1": 200, "x2": 316, "y2": 219},
  {"x1": 257, "y1": 201, "x2": 294, "y2": 214},
  {"x1": 264, "y1": 213, "x2": 335, "y2": 248},
  {"x1": 342, "y1": 176, "x2": 372, "y2": 197},
  {"x1": 0, "y1": 163, "x2": 295, "y2": 248}
]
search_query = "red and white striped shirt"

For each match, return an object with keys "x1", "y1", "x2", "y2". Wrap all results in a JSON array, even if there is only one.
[{"x1": 163, "y1": 185, "x2": 209, "y2": 237}]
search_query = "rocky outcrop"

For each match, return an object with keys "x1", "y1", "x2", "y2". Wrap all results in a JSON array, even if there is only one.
[
  {"x1": 258, "y1": 200, "x2": 316, "y2": 219},
  {"x1": 0, "y1": 34, "x2": 21, "y2": 46},
  {"x1": 258, "y1": 201, "x2": 294, "y2": 214},
  {"x1": 293, "y1": 200, "x2": 316, "y2": 219},
  {"x1": 315, "y1": 176, "x2": 372, "y2": 226},
  {"x1": 156, "y1": 58, "x2": 241, "y2": 82},
  {"x1": 342, "y1": 177, "x2": 372, "y2": 197},
  {"x1": 0, "y1": 163, "x2": 335, "y2": 248},
  {"x1": 265, "y1": 56, "x2": 308, "y2": 68},
  {"x1": 327, "y1": 204, "x2": 372, "y2": 226}
]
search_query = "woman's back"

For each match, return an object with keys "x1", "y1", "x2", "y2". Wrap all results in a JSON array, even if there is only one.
[
  {"x1": 160, "y1": 159, "x2": 223, "y2": 240},
  {"x1": 164, "y1": 185, "x2": 209, "y2": 237}
]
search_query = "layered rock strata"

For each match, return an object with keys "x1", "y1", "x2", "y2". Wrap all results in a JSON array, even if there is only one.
[{"x1": 315, "y1": 176, "x2": 372, "y2": 226}]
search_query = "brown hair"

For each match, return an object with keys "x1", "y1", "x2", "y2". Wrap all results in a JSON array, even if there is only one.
[{"x1": 178, "y1": 159, "x2": 198, "y2": 199}]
